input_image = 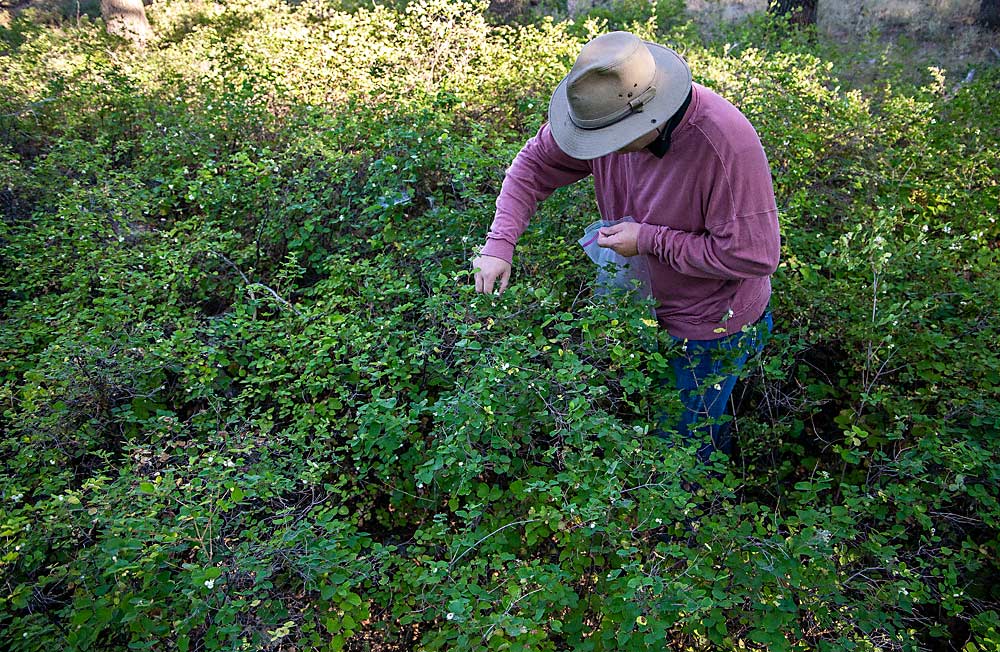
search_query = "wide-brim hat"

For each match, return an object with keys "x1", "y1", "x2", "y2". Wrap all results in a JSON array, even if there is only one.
[{"x1": 549, "y1": 31, "x2": 692, "y2": 160}]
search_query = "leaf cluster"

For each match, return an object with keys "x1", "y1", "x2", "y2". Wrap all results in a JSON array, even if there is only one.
[{"x1": 1, "y1": 1, "x2": 998, "y2": 650}]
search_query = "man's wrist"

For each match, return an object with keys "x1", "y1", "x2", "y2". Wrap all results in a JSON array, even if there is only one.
[{"x1": 478, "y1": 239, "x2": 515, "y2": 264}]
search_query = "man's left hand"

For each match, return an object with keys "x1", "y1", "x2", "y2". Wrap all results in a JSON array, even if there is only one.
[{"x1": 596, "y1": 221, "x2": 641, "y2": 257}]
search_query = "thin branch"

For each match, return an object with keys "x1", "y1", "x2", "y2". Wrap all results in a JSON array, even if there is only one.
[
  {"x1": 2, "y1": 97, "x2": 57, "y2": 119},
  {"x1": 212, "y1": 250, "x2": 251, "y2": 285},
  {"x1": 246, "y1": 282, "x2": 303, "y2": 317},
  {"x1": 211, "y1": 250, "x2": 302, "y2": 316},
  {"x1": 481, "y1": 586, "x2": 547, "y2": 643},
  {"x1": 449, "y1": 519, "x2": 540, "y2": 569}
]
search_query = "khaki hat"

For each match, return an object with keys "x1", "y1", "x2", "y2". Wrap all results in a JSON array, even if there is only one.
[{"x1": 549, "y1": 31, "x2": 692, "y2": 160}]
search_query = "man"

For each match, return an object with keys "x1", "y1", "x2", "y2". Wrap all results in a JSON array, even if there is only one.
[{"x1": 472, "y1": 31, "x2": 780, "y2": 464}]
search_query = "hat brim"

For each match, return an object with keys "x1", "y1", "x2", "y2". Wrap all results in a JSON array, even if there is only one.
[{"x1": 548, "y1": 42, "x2": 692, "y2": 161}]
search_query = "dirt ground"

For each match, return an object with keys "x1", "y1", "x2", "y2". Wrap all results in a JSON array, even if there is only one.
[{"x1": 685, "y1": 0, "x2": 999, "y2": 71}]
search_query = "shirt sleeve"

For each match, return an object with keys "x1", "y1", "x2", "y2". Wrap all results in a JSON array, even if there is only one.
[
  {"x1": 635, "y1": 140, "x2": 780, "y2": 280},
  {"x1": 480, "y1": 124, "x2": 592, "y2": 263}
]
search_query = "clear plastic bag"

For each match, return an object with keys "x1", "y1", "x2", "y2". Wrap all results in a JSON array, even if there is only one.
[{"x1": 578, "y1": 216, "x2": 654, "y2": 312}]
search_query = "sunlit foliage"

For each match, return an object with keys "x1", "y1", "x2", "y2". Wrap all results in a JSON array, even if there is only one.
[{"x1": 1, "y1": 1, "x2": 998, "y2": 650}]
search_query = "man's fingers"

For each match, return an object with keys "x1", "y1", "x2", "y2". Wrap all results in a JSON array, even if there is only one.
[
  {"x1": 471, "y1": 256, "x2": 512, "y2": 295},
  {"x1": 597, "y1": 232, "x2": 618, "y2": 248},
  {"x1": 498, "y1": 268, "x2": 510, "y2": 294},
  {"x1": 482, "y1": 272, "x2": 496, "y2": 295}
]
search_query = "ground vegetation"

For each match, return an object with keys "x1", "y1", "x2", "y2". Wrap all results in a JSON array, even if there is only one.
[{"x1": 1, "y1": 1, "x2": 998, "y2": 650}]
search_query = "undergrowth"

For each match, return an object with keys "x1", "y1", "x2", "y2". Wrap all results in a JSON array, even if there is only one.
[{"x1": 1, "y1": 1, "x2": 998, "y2": 650}]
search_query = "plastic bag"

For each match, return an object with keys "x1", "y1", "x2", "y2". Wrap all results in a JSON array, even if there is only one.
[{"x1": 578, "y1": 216, "x2": 654, "y2": 313}]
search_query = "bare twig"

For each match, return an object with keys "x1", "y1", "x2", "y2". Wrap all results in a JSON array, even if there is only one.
[
  {"x1": 2, "y1": 97, "x2": 57, "y2": 119},
  {"x1": 212, "y1": 250, "x2": 250, "y2": 285},
  {"x1": 481, "y1": 586, "x2": 547, "y2": 643},
  {"x1": 211, "y1": 250, "x2": 302, "y2": 316},
  {"x1": 246, "y1": 282, "x2": 303, "y2": 316},
  {"x1": 449, "y1": 519, "x2": 540, "y2": 569}
]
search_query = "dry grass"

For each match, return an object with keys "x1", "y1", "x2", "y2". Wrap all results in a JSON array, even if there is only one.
[
  {"x1": 818, "y1": 0, "x2": 998, "y2": 75},
  {"x1": 684, "y1": 0, "x2": 998, "y2": 81},
  {"x1": 819, "y1": 0, "x2": 980, "y2": 36}
]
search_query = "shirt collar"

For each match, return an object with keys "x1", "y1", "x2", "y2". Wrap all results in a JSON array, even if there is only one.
[{"x1": 646, "y1": 87, "x2": 694, "y2": 159}]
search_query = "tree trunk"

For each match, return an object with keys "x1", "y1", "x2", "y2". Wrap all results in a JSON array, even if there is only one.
[
  {"x1": 100, "y1": 0, "x2": 153, "y2": 47},
  {"x1": 980, "y1": 0, "x2": 1000, "y2": 28},
  {"x1": 768, "y1": 0, "x2": 817, "y2": 26}
]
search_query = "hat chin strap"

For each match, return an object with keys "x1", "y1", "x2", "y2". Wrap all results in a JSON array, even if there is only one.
[{"x1": 571, "y1": 85, "x2": 657, "y2": 130}]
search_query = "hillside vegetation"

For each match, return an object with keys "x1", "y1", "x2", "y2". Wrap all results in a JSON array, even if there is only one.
[{"x1": 1, "y1": 1, "x2": 998, "y2": 650}]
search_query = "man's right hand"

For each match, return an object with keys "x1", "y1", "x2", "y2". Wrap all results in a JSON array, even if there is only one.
[{"x1": 472, "y1": 255, "x2": 512, "y2": 295}]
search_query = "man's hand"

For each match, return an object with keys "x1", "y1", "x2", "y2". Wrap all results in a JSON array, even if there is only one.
[
  {"x1": 472, "y1": 255, "x2": 512, "y2": 295},
  {"x1": 597, "y1": 221, "x2": 641, "y2": 257}
]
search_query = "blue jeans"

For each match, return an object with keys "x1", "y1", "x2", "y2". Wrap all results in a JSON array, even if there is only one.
[{"x1": 657, "y1": 311, "x2": 773, "y2": 465}]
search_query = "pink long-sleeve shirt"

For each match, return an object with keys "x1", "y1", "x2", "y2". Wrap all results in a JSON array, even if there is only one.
[{"x1": 481, "y1": 83, "x2": 780, "y2": 340}]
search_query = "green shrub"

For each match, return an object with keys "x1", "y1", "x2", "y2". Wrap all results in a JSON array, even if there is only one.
[{"x1": 1, "y1": 1, "x2": 997, "y2": 650}]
